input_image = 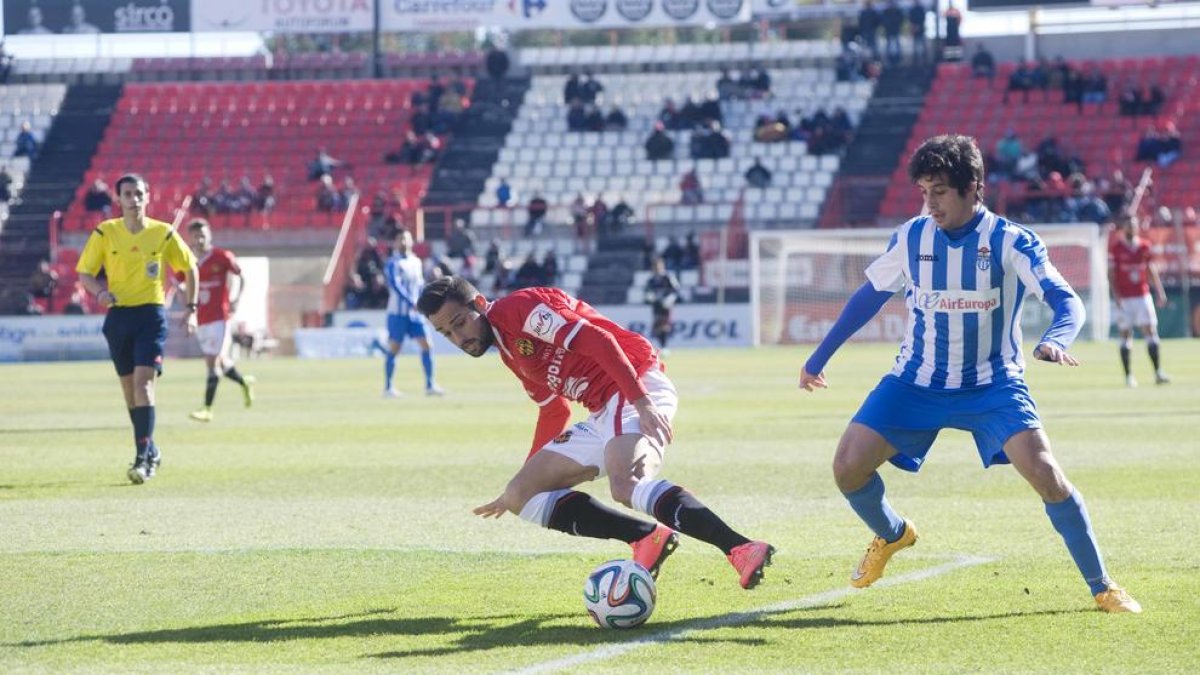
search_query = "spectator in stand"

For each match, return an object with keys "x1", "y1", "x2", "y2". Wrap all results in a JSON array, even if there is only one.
[
  {"x1": 84, "y1": 178, "x2": 114, "y2": 217},
  {"x1": 970, "y1": 44, "x2": 995, "y2": 80},
  {"x1": 1004, "y1": 60, "x2": 1035, "y2": 104},
  {"x1": 700, "y1": 94, "x2": 723, "y2": 126},
  {"x1": 680, "y1": 97, "x2": 702, "y2": 129},
  {"x1": 541, "y1": 249, "x2": 559, "y2": 284},
  {"x1": 909, "y1": 1, "x2": 929, "y2": 65},
  {"x1": 233, "y1": 176, "x2": 257, "y2": 213},
  {"x1": 352, "y1": 238, "x2": 387, "y2": 309},
  {"x1": 316, "y1": 175, "x2": 338, "y2": 212},
  {"x1": 1097, "y1": 169, "x2": 1133, "y2": 215},
  {"x1": 340, "y1": 177, "x2": 360, "y2": 210},
  {"x1": 661, "y1": 236, "x2": 684, "y2": 274},
  {"x1": 513, "y1": 254, "x2": 545, "y2": 289},
  {"x1": 581, "y1": 70, "x2": 604, "y2": 104},
  {"x1": 447, "y1": 218, "x2": 478, "y2": 260},
  {"x1": 485, "y1": 45, "x2": 510, "y2": 80},
  {"x1": 858, "y1": 1, "x2": 881, "y2": 60},
  {"x1": 0, "y1": 40, "x2": 13, "y2": 84},
  {"x1": 14, "y1": 121, "x2": 39, "y2": 160},
  {"x1": 191, "y1": 177, "x2": 215, "y2": 216},
  {"x1": 944, "y1": 2, "x2": 963, "y2": 52},
  {"x1": 583, "y1": 104, "x2": 605, "y2": 132},
  {"x1": 1062, "y1": 68, "x2": 1085, "y2": 112},
  {"x1": 0, "y1": 165, "x2": 11, "y2": 215},
  {"x1": 526, "y1": 192, "x2": 549, "y2": 237},
  {"x1": 213, "y1": 180, "x2": 236, "y2": 213},
  {"x1": 680, "y1": 168, "x2": 704, "y2": 205},
  {"x1": 1118, "y1": 81, "x2": 1142, "y2": 117},
  {"x1": 257, "y1": 175, "x2": 276, "y2": 213},
  {"x1": 1135, "y1": 126, "x2": 1162, "y2": 163},
  {"x1": 566, "y1": 100, "x2": 587, "y2": 132},
  {"x1": 881, "y1": 0, "x2": 904, "y2": 66},
  {"x1": 645, "y1": 122, "x2": 675, "y2": 161},
  {"x1": 692, "y1": 121, "x2": 731, "y2": 160},
  {"x1": 308, "y1": 147, "x2": 344, "y2": 181},
  {"x1": 1157, "y1": 122, "x2": 1182, "y2": 168},
  {"x1": 1065, "y1": 176, "x2": 1111, "y2": 225},
  {"x1": 682, "y1": 231, "x2": 701, "y2": 270},
  {"x1": 28, "y1": 259, "x2": 58, "y2": 313},
  {"x1": 564, "y1": 72, "x2": 582, "y2": 104},
  {"x1": 716, "y1": 68, "x2": 738, "y2": 101},
  {"x1": 605, "y1": 105, "x2": 629, "y2": 131},
  {"x1": 418, "y1": 131, "x2": 441, "y2": 164},
  {"x1": 484, "y1": 238, "x2": 502, "y2": 276},
  {"x1": 427, "y1": 75, "x2": 446, "y2": 113},
  {"x1": 495, "y1": 178, "x2": 514, "y2": 208},
  {"x1": 607, "y1": 198, "x2": 634, "y2": 237},
  {"x1": 1082, "y1": 68, "x2": 1108, "y2": 105},
  {"x1": 1142, "y1": 83, "x2": 1165, "y2": 116},
  {"x1": 410, "y1": 103, "x2": 432, "y2": 136},
  {"x1": 745, "y1": 158, "x2": 773, "y2": 188},
  {"x1": 63, "y1": 288, "x2": 87, "y2": 315},
  {"x1": 588, "y1": 195, "x2": 609, "y2": 239},
  {"x1": 570, "y1": 193, "x2": 591, "y2": 253},
  {"x1": 995, "y1": 130, "x2": 1024, "y2": 179},
  {"x1": 660, "y1": 98, "x2": 684, "y2": 131}
]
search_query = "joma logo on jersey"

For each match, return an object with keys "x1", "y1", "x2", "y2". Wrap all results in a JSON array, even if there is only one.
[
  {"x1": 914, "y1": 288, "x2": 1001, "y2": 313},
  {"x1": 916, "y1": 254, "x2": 939, "y2": 262},
  {"x1": 977, "y1": 246, "x2": 992, "y2": 271}
]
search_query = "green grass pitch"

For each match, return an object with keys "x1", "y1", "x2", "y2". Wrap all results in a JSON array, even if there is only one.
[{"x1": 1, "y1": 341, "x2": 1197, "y2": 672}]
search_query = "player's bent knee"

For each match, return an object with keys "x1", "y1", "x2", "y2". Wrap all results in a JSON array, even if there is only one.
[{"x1": 608, "y1": 481, "x2": 635, "y2": 508}]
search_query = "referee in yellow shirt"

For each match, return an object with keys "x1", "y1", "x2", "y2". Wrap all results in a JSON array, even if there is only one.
[{"x1": 76, "y1": 174, "x2": 200, "y2": 484}]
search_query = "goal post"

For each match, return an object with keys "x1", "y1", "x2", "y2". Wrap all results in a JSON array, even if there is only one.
[{"x1": 749, "y1": 225, "x2": 1110, "y2": 346}]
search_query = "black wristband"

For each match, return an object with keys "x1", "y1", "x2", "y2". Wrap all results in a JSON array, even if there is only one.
[{"x1": 186, "y1": 303, "x2": 198, "y2": 310}]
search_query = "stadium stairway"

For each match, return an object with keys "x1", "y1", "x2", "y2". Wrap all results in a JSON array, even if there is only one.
[
  {"x1": 818, "y1": 64, "x2": 935, "y2": 228},
  {"x1": 577, "y1": 234, "x2": 645, "y2": 306},
  {"x1": 0, "y1": 84, "x2": 120, "y2": 313},
  {"x1": 421, "y1": 76, "x2": 530, "y2": 235}
]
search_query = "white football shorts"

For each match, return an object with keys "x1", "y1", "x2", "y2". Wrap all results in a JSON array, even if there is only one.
[
  {"x1": 1113, "y1": 294, "x2": 1156, "y2": 331},
  {"x1": 539, "y1": 366, "x2": 677, "y2": 477},
  {"x1": 196, "y1": 320, "x2": 232, "y2": 357}
]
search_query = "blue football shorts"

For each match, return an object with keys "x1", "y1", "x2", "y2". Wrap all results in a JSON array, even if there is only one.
[
  {"x1": 102, "y1": 304, "x2": 167, "y2": 376},
  {"x1": 851, "y1": 375, "x2": 1043, "y2": 472},
  {"x1": 387, "y1": 313, "x2": 428, "y2": 343}
]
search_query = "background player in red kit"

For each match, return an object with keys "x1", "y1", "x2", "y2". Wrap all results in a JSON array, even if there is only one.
[
  {"x1": 1108, "y1": 209, "x2": 1169, "y2": 388},
  {"x1": 417, "y1": 276, "x2": 774, "y2": 589},
  {"x1": 185, "y1": 219, "x2": 255, "y2": 421}
]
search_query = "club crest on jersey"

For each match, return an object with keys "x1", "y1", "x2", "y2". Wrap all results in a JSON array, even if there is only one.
[
  {"x1": 552, "y1": 430, "x2": 573, "y2": 444},
  {"x1": 515, "y1": 338, "x2": 535, "y2": 357},
  {"x1": 976, "y1": 246, "x2": 991, "y2": 271}
]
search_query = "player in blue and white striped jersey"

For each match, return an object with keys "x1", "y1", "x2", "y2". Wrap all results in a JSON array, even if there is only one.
[
  {"x1": 800, "y1": 135, "x2": 1140, "y2": 613},
  {"x1": 381, "y1": 229, "x2": 443, "y2": 397}
]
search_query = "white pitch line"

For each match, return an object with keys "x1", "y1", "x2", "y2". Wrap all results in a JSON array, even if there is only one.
[{"x1": 514, "y1": 553, "x2": 995, "y2": 675}]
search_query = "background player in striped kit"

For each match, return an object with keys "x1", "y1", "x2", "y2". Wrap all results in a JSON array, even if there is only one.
[
  {"x1": 380, "y1": 229, "x2": 442, "y2": 397},
  {"x1": 799, "y1": 135, "x2": 1141, "y2": 613}
]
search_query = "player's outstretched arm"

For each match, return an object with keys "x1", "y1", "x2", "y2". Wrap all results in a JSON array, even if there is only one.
[
  {"x1": 473, "y1": 495, "x2": 508, "y2": 519},
  {"x1": 799, "y1": 281, "x2": 892, "y2": 392}
]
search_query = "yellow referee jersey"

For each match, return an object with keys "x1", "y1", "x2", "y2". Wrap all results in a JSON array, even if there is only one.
[{"x1": 76, "y1": 218, "x2": 197, "y2": 307}]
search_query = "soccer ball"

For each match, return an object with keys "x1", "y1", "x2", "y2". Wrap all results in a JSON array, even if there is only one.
[{"x1": 583, "y1": 559, "x2": 657, "y2": 629}]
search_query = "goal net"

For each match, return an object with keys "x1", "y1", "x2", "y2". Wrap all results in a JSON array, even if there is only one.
[{"x1": 749, "y1": 225, "x2": 1109, "y2": 346}]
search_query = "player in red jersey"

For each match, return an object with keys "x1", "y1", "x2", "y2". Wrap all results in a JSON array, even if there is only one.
[
  {"x1": 417, "y1": 276, "x2": 774, "y2": 589},
  {"x1": 184, "y1": 219, "x2": 255, "y2": 421},
  {"x1": 1108, "y1": 209, "x2": 1169, "y2": 388}
]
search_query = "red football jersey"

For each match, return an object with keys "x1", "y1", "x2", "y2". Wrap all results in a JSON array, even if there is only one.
[
  {"x1": 1108, "y1": 237, "x2": 1152, "y2": 299},
  {"x1": 485, "y1": 287, "x2": 656, "y2": 412},
  {"x1": 196, "y1": 247, "x2": 241, "y2": 325}
]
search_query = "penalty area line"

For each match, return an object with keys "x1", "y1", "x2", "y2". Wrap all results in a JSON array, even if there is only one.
[{"x1": 514, "y1": 553, "x2": 995, "y2": 675}]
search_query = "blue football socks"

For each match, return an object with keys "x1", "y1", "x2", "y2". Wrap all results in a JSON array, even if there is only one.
[
  {"x1": 843, "y1": 472, "x2": 906, "y2": 543},
  {"x1": 1045, "y1": 490, "x2": 1109, "y2": 595}
]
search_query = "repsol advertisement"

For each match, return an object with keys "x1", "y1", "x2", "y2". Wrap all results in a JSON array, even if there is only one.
[
  {"x1": 3, "y1": 0, "x2": 189, "y2": 34},
  {"x1": 324, "y1": 303, "x2": 750, "y2": 359}
]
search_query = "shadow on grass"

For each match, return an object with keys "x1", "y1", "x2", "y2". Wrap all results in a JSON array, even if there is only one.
[{"x1": 9, "y1": 605, "x2": 1087, "y2": 659}]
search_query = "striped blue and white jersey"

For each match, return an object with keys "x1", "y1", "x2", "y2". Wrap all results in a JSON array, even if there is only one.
[
  {"x1": 865, "y1": 208, "x2": 1079, "y2": 389},
  {"x1": 384, "y1": 253, "x2": 424, "y2": 318}
]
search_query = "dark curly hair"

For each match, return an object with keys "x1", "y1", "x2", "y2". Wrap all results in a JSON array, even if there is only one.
[{"x1": 907, "y1": 135, "x2": 984, "y2": 204}]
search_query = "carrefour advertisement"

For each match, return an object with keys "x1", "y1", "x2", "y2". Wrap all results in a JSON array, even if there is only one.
[{"x1": 380, "y1": 0, "x2": 752, "y2": 31}]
